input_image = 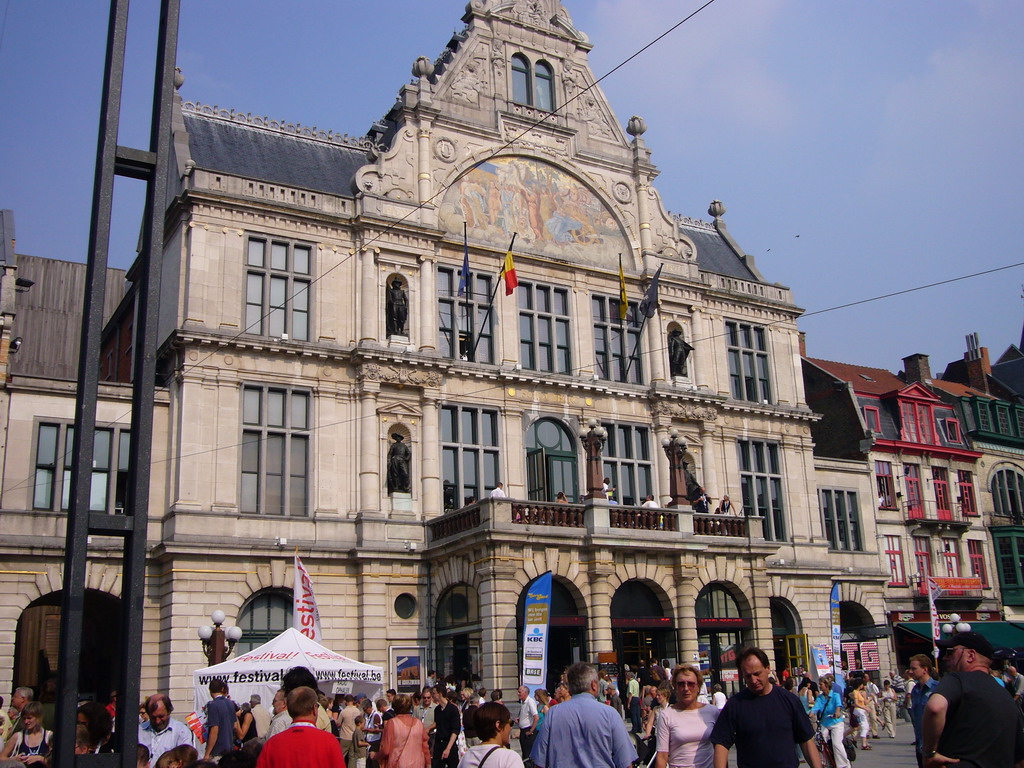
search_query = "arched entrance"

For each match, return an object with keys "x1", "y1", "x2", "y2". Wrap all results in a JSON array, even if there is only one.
[
  {"x1": 14, "y1": 590, "x2": 121, "y2": 701},
  {"x1": 525, "y1": 418, "x2": 578, "y2": 502},
  {"x1": 696, "y1": 583, "x2": 752, "y2": 694},
  {"x1": 516, "y1": 578, "x2": 587, "y2": 693},
  {"x1": 237, "y1": 589, "x2": 293, "y2": 654},
  {"x1": 611, "y1": 580, "x2": 676, "y2": 688},
  {"x1": 770, "y1": 597, "x2": 807, "y2": 677},
  {"x1": 434, "y1": 583, "x2": 481, "y2": 687}
]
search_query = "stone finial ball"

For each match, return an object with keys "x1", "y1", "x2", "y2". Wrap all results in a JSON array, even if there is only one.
[
  {"x1": 708, "y1": 200, "x2": 726, "y2": 218},
  {"x1": 174, "y1": 67, "x2": 185, "y2": 89},
  {"x1": 412, "y1": 56, "x2": 435, "y2": 78},
  {"x1": 626, "y1": 115, "x2": 647, "y2": 137}
]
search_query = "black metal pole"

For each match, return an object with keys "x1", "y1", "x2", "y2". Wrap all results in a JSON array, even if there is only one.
[
  {"x1": 468, "y1": 234, "x2": 515, "y2": 362},
  {"x1": 54, "y1": 1, "x2": 130, "y2": 765}
]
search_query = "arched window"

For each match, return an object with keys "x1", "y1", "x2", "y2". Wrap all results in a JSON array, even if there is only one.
[
  {"x1": 238, "y1": 590, "x2": 292, "y2": 653},
  {"x1": 992, "y1": 468, "x2": 1024, "y2": 522},
  {"x1": 696, "y1": 584, "x2": 743, "y2": 620},
  {"x1": 525, "y1": 418, "x2": 578, "y2": 501},
  {"x1": 534, "y1": 61, "x2": 554, "y2": 111},
  {"x1": 511, "y1": 54, "x2": 531, "y2": 105},
  {"x1": 436, "y1": 583, "x2": 480, "y2": 631}
]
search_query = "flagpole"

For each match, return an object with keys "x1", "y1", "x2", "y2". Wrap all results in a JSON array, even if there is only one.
[
  {"x1": 469, "y1": 233, "x2": 516, "y2": 361},
  {"x1": 622, "y1": 263, "x2": 661, "y2": 382},
  {"x1": 621, "y1": 313, "x2": 648, "y2": 382}
]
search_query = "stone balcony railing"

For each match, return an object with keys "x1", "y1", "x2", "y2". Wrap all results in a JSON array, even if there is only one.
[{"x1": 427, "y1": 498, "x2": 764, "y2": 544}]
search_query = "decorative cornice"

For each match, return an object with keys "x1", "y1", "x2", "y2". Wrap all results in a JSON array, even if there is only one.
[
  {"x1": 672, "y1": 214, "x2": 717, "y2": 233},
  {"x1": 182, "y1": 101, "x2": 379, "y2": 151}
]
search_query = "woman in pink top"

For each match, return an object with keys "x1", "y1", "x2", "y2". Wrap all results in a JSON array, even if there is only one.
[
  {"x1": 377, "y1": 694, "x2": 431, "y2": 768},
  {"x1": 655, "y1": 665, "x2": 720, "y2": 768}
]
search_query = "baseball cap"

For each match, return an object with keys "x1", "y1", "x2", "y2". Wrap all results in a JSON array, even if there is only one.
[{"x1": 936, "y1": 631, "x2": 995, "y2": 658}]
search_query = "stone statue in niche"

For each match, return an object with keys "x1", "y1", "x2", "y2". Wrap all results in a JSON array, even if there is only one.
[
  {"x1": 668, "y1": 328, "x2": 694, "y2": 377},
  {"x1": 385, "y1": 278, "x2": 408, "y2": 337},
  {"x1": 387, "y1": 433, "x2": 412, "y2": 494}
]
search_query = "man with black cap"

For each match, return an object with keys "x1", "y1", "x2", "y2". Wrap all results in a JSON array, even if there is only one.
[{"x1": 922, "y1": 631, "x2": 1024, "y2": 768}]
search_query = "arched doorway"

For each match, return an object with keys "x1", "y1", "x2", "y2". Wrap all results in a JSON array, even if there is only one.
[
  {"x1": 696, "y1": 583, "x2": 752, "y2": 694},
  {"x1": 770, "y1": 597, "x2": 807, "y2": 677},
  {"x1": 14, "y1": 590, "x2": 121, "y2": 702},
  {"x1": 237, "y1": 589, "x2": 293, "y2": 654},
  {"x1": 611, "y1": 580, "x2": 676, "y2": 689},
  {"x1": 515, "y1": 578, "x2": 587, "y2": 692},
  {"x1": 434, "y1": 583, "x2": 481, "y2": 687},
  {"x1": 525, "y1": 418, "x2": 578, "y2": 502}
]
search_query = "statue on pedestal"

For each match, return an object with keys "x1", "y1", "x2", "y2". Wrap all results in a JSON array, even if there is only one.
[
  {"x1": 386, "y1": 278, "x2": 409, "y2": 337},
  {"x1": 387, "y1": 433, "x2": 411, "y2": 494},
  {"x1": 668, "y1": 328, "x2": 693, "y2": 377}
]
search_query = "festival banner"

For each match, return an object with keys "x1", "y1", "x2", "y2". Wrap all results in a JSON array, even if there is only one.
[
  {"x1": 811, "y1": 644, "x2": 831, "y2": 680},
  {"x1": 927, "y1": 576, "x2": 942, "y2": 651},
  {"x1": 521, "y1": 571, "x2": 552, "y2": 694},
  {"x1": 829, "y1": 582, "x2": 841, "y2": 676},
  {"x1": 293, "y1": 552, "x2": 323, "y2": 642}
]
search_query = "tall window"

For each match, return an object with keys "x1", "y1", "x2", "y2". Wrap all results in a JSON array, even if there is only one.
[
  {"x1": 519, "y1": 282, "x2": 571, "y2": 373},
  {"x1": 737, "y1": 440, "x2": 785, "y2": 541},
  {"x1": 442, "y1": 405, "x2": 500, "y2": 506},
  {"x1": 726, "y1": 320, "x2": 771, "y2": 403},
  {"x1": 241, "y1": 385, "x2": 310, "y2": 516},
  {"x1": 885, "y1": 535, "x2": 907, "y2": 586},
  {"x1": 534, "y1": 61, "x2": 554, "y2": 110},
  {"x1": 976, "y1": 402, "x2": 993, "y2": 432},
  {"x1": 957, "y1": 470, "x2": 977, "y2": 516},
  {"x1": 592, "y1": 296, "x2": 642, "y2": 384},
  {"x1": 967, "y1": 540, "x2": 988, "y2": 588},
  {"x1": 438, "y1": 267, "x2": 494, "y2": 363},
  {"x1": 995, "y1": 536, "x2": 1024, "y2": 590},
  {"x1": 914, "y1": 536, "x2": 932, "y2": 596},
  {"x1": 245, "y1": 237, "x2": 311, "y2": 340},
  {"x1": 511, "y1": 54, "x2": 531, "y2": 104},
  {"x1": 820, "y1": 489, "x2": 862, "y2": 551},
  {"x1": 941, "y1": 538, "x2": 961, "y2": 578},
  {"x1": 904, "y1": 463, "x2": 923, "y2": 518},
  {"x1": 601, "y1": 423, "x2": 652, "y2": 506},
  {"x1": 933, "y1": 467, "x2": 951, "y2": 516},
  {"x1": 237, "y1": 590, "x2": 292, "y2": 653},
  {"x1": 34, "y1": 423, "x2": 131, "y2": 514},
  {"x1": 992, "y1": 468, "x2": 1024, "y2": 522},
  {"x1": 997, "y1": 406, "x2": 1012, "y2": 435},
  {"x1": 901, "y1": 402, "x2": 920, "y2": 442},
  {"x1": 863, "y1": 406, "x2": 881, "y2": 433},
  {"x1": 876, "y1": 461, "x2": 896, "y2": 508}
]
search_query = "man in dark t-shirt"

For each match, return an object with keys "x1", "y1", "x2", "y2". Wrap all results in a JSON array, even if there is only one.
[
  {"x1": 203, "y1": 679, "x2": 238, "y2": 759},
  {"x1": 431, "y1": 686, "x2": 462, "y2": 768},
  {"x1": 710, "y1": 647, "x2": 821, "y2": 768},
  {"x1": 924, "y1": 632, "x2": 1024, "y2": 768}
]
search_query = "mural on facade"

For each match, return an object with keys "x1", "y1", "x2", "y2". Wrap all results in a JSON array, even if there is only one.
[{"x1": 440, "y1": 156, "x2": 629, "y2": 268}]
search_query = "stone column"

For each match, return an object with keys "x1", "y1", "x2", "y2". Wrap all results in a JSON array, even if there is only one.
[
  {"x1": 359, "y1": 249, "x2": 380, "y2": 342},
  {"x1": 646, "y1": 315, "x2": 666, "y2": 383},
  {"x1": 418, "y1": 255, "x2": 436, "y2": 351},
  {"x1": 674, "y1": 559, "x2": 700, "y2": 666},
  {"x1": 478, "y1": 556, "x2": 521, "y2": 692},
  {"x1": 420, "y1": 390, "x2": 440, "y2": 518},
  {"x1": 689, "y1": 310, "x2": 706, "y2": 390},
  {"x1": 587, "y1": 555, "x2": 615, "y2": 657},
  {"x1": 653, "y1": 425, "x2": 671, "y2": 505},
  {"x1": 358, "y1": 386, "x2": 380, "y2": 513},
  {"x1": 700, "y1": 425, "x2": 718, "y2": 500},
  {"x1": 417, "y1": 127, "x2": 432, "y2": 204}
]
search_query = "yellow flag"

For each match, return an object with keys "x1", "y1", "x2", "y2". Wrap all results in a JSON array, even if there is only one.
[{"x1": 618, "y1": 255, "x2": 628, "y2": 321}]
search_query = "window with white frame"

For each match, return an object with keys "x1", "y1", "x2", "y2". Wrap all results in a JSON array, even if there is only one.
[
  {"x1": 737, "y1": 439, "x2": 786, "y2": 541},
  {"x1": 241, "y1": 385, "x2": 310, "y2": 516},
  {"x1": 33, "y1": 422, "x2": 131, "y2": 514},
  {"x1": 245, "y1": 237, "x2": 311, "y2": 341},
  {"x1": 441, "y1": 405, "x2": 500, "y2": 506},
  {"x1": 438, "y1": 266, "x2": 494, "y2": 363},
  {"x1": 600, "y1": 423, "x2": 653, "y2": 506},
  {"x1": 819, "y1": 489, "x2": 862, "y2": 551},
  {"x1": 518, "y1": 281, "x2": 571, "y2": 374},
  {"x1": 967, "y1": 540, "x2": 988, "y2": 588},
  {"x1": 885, "y1": 535, "x2": 907, "y2": 586},
  {"x1": 726, "y1": 320, "x2": 771, "y2": 403},
  {"x1": 992, "y1": 468, "x2": 1024, "y2": 522}
]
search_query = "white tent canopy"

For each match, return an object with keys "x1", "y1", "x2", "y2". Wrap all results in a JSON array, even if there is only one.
[{"x1": 193, "y1": 627, "x2": 384, "y2": 712}]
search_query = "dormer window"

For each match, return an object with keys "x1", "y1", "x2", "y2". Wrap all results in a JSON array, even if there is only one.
[{"x1": 510, "y1": 54, "x2": 555, "y2": 110}]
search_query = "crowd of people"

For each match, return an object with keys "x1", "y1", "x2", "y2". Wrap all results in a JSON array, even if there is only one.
[{"x1": 4, "y1": 632, "x2": 1024, "y2": 767}]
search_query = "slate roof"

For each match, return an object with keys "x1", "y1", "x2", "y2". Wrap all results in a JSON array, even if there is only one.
[
  {"x1": 927, "y1": 378, "x2": 994, "y2": 400},
  {"x1": 805, "y1": 357, "x2": 906, "y2": 396},
  {"x1": 992, "y1": 357, "x2": 1024, "y2": 399},
  {"x1": 183, "y1": 113, "x2": 371, "y2": 198},
  {"x1": 679, "y1": 222, "x2": 758, "y2": 281}
]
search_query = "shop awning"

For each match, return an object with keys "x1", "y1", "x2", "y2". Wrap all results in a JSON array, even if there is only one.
[{"x1": 895, "y1": 621, "x2": 1024, "y2": 649}]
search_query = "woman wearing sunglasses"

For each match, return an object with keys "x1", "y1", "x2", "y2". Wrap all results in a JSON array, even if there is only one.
[{"x1": 655, "y1": 665, "x2": 720, "y2": 768}]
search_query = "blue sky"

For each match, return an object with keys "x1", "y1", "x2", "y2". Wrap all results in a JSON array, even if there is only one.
[{"x1": 1, "y1": 0, "x2": 1022, "y2": 373}]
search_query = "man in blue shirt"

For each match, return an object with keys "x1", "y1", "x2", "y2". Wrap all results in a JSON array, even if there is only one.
[
  {"x1": 531, "y1": 662, "x2": 637, "y2": 768},
  {"x1": 203, "y1": 679, "x2": 238, "y2": 760},
  {"x1": 908, "y1": 653, "x2": 938, "y2": 768}
]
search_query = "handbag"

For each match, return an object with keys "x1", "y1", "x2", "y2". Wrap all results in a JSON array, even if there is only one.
[{"x1": 843, "y1": 734, "x2": 858, "y2": 762}]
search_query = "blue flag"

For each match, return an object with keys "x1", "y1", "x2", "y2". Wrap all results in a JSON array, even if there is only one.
[{"x1": 458, "y1": 223, "x2": 470, "y2": 297}]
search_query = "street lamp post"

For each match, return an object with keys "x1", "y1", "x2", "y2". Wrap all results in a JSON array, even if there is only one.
[
  {"x1": 661, "y1": 429, "x2": 688, "y2": 507},
  {"x1": 197, "y1": 610, "x2": 244, "y2": 665},
  {"x1": 941, "y1": 612, "x2": 971, "y2": 638},
  {"x1": 579, "y1": 418, "x2": 607, "y2": 500}
]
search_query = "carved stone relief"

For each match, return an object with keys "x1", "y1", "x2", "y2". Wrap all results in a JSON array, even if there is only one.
[
  {"x1": 449, "y1": 55, "x2": 488, "y2": 107},
  {"x1": 651, "y1": 401, "x2": 718, "y2": 422},
  {"x1": 359, "y1": 363, "x2": 442, "y2": 388}
]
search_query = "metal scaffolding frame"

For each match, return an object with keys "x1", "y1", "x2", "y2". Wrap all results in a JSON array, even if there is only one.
[{"x1": 54, "y1": 0, "x2": 180, "y2": 764}]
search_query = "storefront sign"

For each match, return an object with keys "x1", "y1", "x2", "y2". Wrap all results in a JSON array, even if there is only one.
[
  {"x1": 521, "y1": 571, "x2": 552, "y2": 693},
  {"x1": 695, "y1": 617, "x2": 751, "y2": 630},
  {"x1": 890, "y1": 611, "x2": 998, "y2": 623},
  {"x1": 811, "y1": 644, "x2": 831, "y2": 679},
  {"x1": 721, "y1": 669, "x2": 739, "y2": 682},
  {"x1": 841, "y1": 641, "x2": 881, "y2": 671}
]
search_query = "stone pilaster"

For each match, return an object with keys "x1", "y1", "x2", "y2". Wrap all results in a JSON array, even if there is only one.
[
  {"x1": 359, "y1": 386, "x2": 380, "y2": 512},
  {"x1": 418, "y1": 255, "x2": 436, "y2": 351},
  {"x1": 420, "y1": 390, "x2": 440, "y2": 518},
  {"x1": 700, "y1": 424, "x2": 718, "y2": 500},
  {"x1": 359, "y1": 248, "x2": 380, "y2": 342}
]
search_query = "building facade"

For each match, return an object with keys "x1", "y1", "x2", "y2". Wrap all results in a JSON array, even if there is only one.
[{"x1": 0, "y1": 0, "x2": 890, "y2": 707}]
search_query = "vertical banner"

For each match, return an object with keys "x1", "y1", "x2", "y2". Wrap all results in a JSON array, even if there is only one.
[
  {"x1": 829, "y1": 582, "x2": 841, "y2": 677},
  {"x1": 521, "y1": 571, "x2": 553, "y2": 694},
  {"x1": 927, "y1": 576, "x2": 942, "y2": 657},
  {"x1": 293, "y1": 553, "x2": 323, "y2": 642}
]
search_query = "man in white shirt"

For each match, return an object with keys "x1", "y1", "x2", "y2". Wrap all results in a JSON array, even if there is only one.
[
  {"x1": 249, "y1": 694, "x2": 271, "y2": 739},
  {"x1": 138, "y1": 694, "x2": 194, "y2": 763},
  {"x1": 265, "y1": 688, "x2": 291, "y2": 740},
  {"x1": 516, "y1": 685, "x2": 540, "y2": 758},
  {"x1": 489, "y1": 482, "x2": 506, "y2": 498},
  {"x1": 641, "y1": 495, "x2": 658, "y2": 508}
]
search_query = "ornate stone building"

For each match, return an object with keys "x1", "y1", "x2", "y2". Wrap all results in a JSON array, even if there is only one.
[{"x1": 0, "y1": 0, "x2": 891, "y2": 706}]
